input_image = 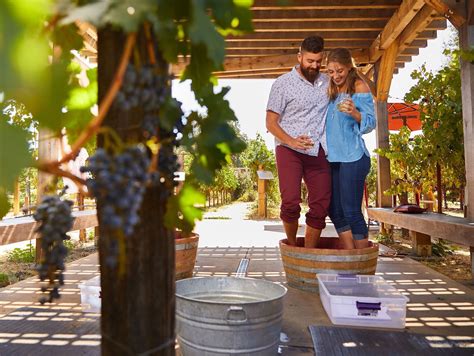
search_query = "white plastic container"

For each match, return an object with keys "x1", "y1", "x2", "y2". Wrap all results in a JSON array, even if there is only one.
[
  {"x1": 78, "y1": 275, "x2": 101, "y2": 313},
  {"x1": 317, "y1": 274, "x2": 409, "y2": 329}
]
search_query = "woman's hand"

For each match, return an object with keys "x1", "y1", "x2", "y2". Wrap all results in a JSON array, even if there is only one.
[{"x1": 338, "y1": 98, "x2": 362, "y2": 123}]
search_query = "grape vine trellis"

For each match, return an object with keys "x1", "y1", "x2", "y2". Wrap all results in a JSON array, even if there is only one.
[{"x1": 1, "y1": 0, "x2": 253, "y2": 309}]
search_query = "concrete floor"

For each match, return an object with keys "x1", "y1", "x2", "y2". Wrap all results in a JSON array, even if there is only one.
[{"x1": 0, "y1": 202, "x2": 473, "y2": 355}]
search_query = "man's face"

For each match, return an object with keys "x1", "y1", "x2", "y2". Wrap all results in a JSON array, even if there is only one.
[{"x1": 297, "y1": 51, "x2": 323, "y2": 82}]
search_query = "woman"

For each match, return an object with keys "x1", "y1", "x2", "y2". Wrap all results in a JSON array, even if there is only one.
[{"x1": 325, "y1": 48, "x2": 376, "y2": 249}]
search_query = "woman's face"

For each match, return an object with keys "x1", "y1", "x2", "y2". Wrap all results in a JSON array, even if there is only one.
[{"x1": 327, "y1": 61, "x2": 351, "y2": 87}]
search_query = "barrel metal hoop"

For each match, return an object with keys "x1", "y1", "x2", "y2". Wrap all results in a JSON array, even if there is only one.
[
  {"x1": 281, "y1": 250, "x2": 379, "y2": 262},
  {"x1": 284, "y1": 264, "x2": 376, "y2": 275},
  {"x1": 176, "y1": 242, "x2": 199, "y2": 251}
]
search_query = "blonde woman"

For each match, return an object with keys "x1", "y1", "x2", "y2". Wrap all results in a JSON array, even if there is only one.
[{"x1": 325, "y1": 48, "x2": 376, "y2": 249}]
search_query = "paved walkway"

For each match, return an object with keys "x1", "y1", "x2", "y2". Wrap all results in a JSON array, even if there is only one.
[{"x1": 0, "y1": 202, "x2": 473, "y2": 355}]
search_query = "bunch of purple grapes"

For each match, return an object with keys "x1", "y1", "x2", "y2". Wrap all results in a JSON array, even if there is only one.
[
  {"x1": 81, "y1": 145, "x2": 150, "y2": 237},
  {"x1": 33, "y1": 194, "x2": 74, "y2": 303}
]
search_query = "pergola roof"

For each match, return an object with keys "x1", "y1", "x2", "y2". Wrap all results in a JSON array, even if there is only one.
[
  {"x1": 214, "y1": 0, "x2": 447, "y2": 78},
  {"x1": 78, "y1": 0, "x2": 468, "y2": 80}
]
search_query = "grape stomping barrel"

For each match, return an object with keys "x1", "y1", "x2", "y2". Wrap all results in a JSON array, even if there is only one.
[{"x1": 279, "y1": 237, "x2": 379, "y2": 292}]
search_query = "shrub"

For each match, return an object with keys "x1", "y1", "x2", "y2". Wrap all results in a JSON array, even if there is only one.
[{"x1": 7, "y1": 244, "x2": 35, "y2": 263}]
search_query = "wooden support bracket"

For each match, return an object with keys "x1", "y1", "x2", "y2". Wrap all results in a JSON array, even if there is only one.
[{"x1": 410, "y1": 230, "x2": 432, "y2": 257}]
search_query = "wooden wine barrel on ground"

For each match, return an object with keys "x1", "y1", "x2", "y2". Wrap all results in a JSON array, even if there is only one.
[
  {"x1": 279, "y1": 237, "x2": 379, "y2": 292},
  {"x1": 175, "y1": 232, "x2": 199, "y2": 280}
]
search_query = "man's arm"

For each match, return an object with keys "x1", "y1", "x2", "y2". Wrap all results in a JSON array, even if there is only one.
[{"x1": 266, "y1": 110, "x2": 312, "y2": 151}]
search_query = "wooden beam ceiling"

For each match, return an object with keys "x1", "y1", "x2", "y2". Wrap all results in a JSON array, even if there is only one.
[{"x1": 77, "y1": 0, "x2": 450, "y2": 79}]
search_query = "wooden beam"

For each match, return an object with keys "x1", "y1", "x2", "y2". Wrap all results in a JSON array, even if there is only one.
[
  {"x1": 251, "y1": 9, "x2": 395, "y2": 21},
  {"x1": 374, "y1": 101, "x2": 393, "y2": 208},
  {"x1": 374, "y1": 51, "x2": 395, "y2": 209},
  {"x1": 252, "y1": 20, "x2": 387, "y2": 31},
  {"x1": 369, "y1": 0, "x2": 425, "y2": 62},
  {"x1": 172, "y1": 50, "x2": 369, "y2": 76},
  {"x1": 376, "y1": 41, "x2": 399, "y2": 100},
  {"x1": 423, "y1": 0, "x2": 466, "y2": 27},
  {"x1": 398, "y1": 4, "x2": 439, "y2": 53},
  {"x1": 252, "y1": 0, "x2": 401, "y2": 10},
  {"x1": 460, "y1": 20, "x2": 474, "y2": 220},
  {"x1": 227, "y1": 32, "x2": 381, "y2": 41}
]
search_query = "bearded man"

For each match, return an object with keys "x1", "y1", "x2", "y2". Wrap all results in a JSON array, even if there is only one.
[{"x1": 266, "y1": 35, "x2": 331, "y2": 248}]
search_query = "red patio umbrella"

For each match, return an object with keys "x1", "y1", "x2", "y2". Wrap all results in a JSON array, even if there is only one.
[{"x1": 387, "y1": 103, "x2": 422, "y2": 131}]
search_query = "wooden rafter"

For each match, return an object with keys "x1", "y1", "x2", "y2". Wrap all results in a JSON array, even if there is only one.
[
  {"x1": 423, "y1": 0, "x2": 466, "y2": 28},
  {"x1": 369, "y1": 0, "x2": 426, "y2": 62},
  {"x1": 75, "y1": 1, "x2": 448, "y2": 79}
]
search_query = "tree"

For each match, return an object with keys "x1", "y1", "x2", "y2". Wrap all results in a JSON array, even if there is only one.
[
  {"x1": 240, "y1": 134, "x2": 280, "y2": 206},
  {"x1": 1, "y1": 1, "x2": 253, "y2": 353},
  {"x1": 377, "y1": 41, "x2": 465, "y2": 208}
]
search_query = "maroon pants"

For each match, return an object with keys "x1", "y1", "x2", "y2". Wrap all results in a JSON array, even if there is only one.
[{"x1": 275, "y1": 145, "x2": 331, "y2": 229}]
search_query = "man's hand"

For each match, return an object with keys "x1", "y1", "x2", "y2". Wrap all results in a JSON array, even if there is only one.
[
  {"x1": 288, "y1": 135, "x2": 314, "y2": 151},
  {"x1": 266, "y1": 110, "x2": 314, "y2": 151}
]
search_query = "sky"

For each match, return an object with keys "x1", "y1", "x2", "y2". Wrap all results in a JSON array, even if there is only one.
[{"x1": 172, "y1": 25, "x2": 455, "y2": 155}]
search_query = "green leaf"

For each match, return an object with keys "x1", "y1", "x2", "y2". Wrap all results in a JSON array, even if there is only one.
[
  {"x1": 104, "y1": 0, "x2": 158, "y2": 32},
  {"x1": 0, "y1": 188, "x2": 10, "y2": 219},
  {"x1": 51, "y1": 23, "x2": 84, "y2": 56},
  {"x1": 189, "y1": 0, "x2": 225, "y2": 68},
  {"x1": 165, "y1": 184, "x2": 204, "y2": 233},
  {"x1": 0, "y1": 120, "x2": 31, "y2": 190},
  {"x1": 160, "y1": 98, "x2": 183, "y2": 131},
  {"x1": 59, "y1": 1, "x2": 109, "y2": 27},
  {"x1": 182, "y1": 45, "x2": 217, "y2": 93}
]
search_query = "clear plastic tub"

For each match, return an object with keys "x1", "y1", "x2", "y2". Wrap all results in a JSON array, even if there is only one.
[
  {"x1": 78, "y1": 275, "x2": 101, "y2": 313},
  {"x1": 317, "y1": 274, "x2": 409, "y2": 329}
]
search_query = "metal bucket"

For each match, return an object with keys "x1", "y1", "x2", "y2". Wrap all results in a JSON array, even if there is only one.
[{"x1": 176, "y1": 277, "x2": 287, "y2": 355}]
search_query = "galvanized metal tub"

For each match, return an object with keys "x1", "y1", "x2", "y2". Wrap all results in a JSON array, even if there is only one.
[
  {"x1": 176, "y1": 277, "x2": 287, "y2": 355},
  {"x1": 280, "y1": 237, "x2": 379, "y2": 292}
]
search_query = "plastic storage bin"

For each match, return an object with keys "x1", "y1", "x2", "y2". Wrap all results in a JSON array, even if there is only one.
[
  {"x1": 78, "y1": 275, "x2": 101, "y2": 313},
  {"x1": 317, "y1": 274, "x2": 409, "y2": 329}
]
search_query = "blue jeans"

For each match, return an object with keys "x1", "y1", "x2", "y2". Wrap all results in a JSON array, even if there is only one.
[{"x1": 329, "y1": 154, "x2": 370, "y2": 240}]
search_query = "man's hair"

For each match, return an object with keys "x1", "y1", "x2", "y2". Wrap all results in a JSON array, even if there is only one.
[{"x1": 300, "y1": 36, "x2": 324, "y2": 54}]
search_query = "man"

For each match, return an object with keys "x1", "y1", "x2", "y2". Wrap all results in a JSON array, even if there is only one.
[{"x1": 266, "y1": 35, "x2": 331, "y2": 248}]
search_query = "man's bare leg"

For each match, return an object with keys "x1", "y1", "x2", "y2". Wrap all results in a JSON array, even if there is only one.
[
  {"x1": 304, "y1": 225, "x2": 322, "y2": 248},
  {"x1": 283, "y1": 221, "x2": 299, "y2": 246},
  {"x1": 339, "y1": 230, "x2": 355, "y2": 249},
  {"x1": 354, "y1": 238, "x2": 369, "y2": 249}
]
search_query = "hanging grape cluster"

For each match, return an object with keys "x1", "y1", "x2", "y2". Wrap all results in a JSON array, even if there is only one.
[
  {"x1": 115, "y1": 63, "x2": 185, "y2": 199},
  {"x1": 33, "y1": 194, "x2": 74, "y2": 304},
  {"x1": 80, "y1": 145, "x2": 150, "y2": 237}
]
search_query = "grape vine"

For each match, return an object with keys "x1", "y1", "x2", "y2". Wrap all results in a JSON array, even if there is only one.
[{"x1": 33, "y1": 193, "x2": 74, "y2": 303}]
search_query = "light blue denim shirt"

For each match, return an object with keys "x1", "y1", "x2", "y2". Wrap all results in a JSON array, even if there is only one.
[{"x1": 326, "y1": 93, "x2": 376, "y2": 163}]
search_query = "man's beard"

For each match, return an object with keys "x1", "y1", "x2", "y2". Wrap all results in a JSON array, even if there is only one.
[{"x1": 300, "y1": 65, "x2": 318, "y2": 83}]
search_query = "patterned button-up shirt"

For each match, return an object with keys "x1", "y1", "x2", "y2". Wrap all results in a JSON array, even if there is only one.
[{"x1": 266, "y1": 66, "x2": 330, "y2": 156}]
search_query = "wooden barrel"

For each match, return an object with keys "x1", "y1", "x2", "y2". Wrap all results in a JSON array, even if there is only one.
[
  {"x1": 279, "y1": 237, "x2": 379, "y2": 292},
  {"x1": 175, "y1": 232, "x2": 199, "y2": 280}
]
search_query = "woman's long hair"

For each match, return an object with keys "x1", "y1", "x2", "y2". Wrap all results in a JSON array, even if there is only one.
[{"x1": 327, "y1": 48, "x2": 362, "y2": 101}]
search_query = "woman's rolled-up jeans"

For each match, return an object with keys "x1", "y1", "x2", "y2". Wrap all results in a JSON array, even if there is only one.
[{"x1": 329, "y1": 154, "x2": 370, "y2": 240}]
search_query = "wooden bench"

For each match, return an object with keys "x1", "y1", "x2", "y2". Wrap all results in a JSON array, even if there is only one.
[
  {"x1": 0, "y1": 210, "x2": 98, "y2": 246},
  {"x1": 367, "y1": 208, "x2": 474, "y2": 277}
]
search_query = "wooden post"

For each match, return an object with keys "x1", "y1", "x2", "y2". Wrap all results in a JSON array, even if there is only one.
[
  {"x1": 374, "y1": 41, "x2": 398, "y2": 208},
  {"x1": 257, "y1": 178, "x2": 267, "y2": 218},
  {"x1": 36, "y1": 128, "x2": 59, "y2": 262},
  {"x1": 380, "y1": 223, "x2": 393, "y2": 236},
  {"x1": 13, "y1": 178, "x2": 20, "y2": 216},
  {"x1": 470, "y1": 246, "x2": 474, "y2": 282},
  {"x1": 460, "y1": 17, "x2": 474, "y2": 220},
  {"x1": 436, "y1": 162, "x2": 443, "y2": 213},
  {"x1": 77, "y1": 193, "x2": 87, "y2": 242},
  {"x1": 410, "y1": 230, "x2": 432, "y2": 257}
]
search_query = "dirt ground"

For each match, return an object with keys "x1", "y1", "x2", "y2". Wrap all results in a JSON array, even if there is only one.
[
  {"x1": 370, "y1": 228, "x2": 473, "y2": 289},
  {"x1": 0, "y1": 241, "x2": 97, "y2": 288}
]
